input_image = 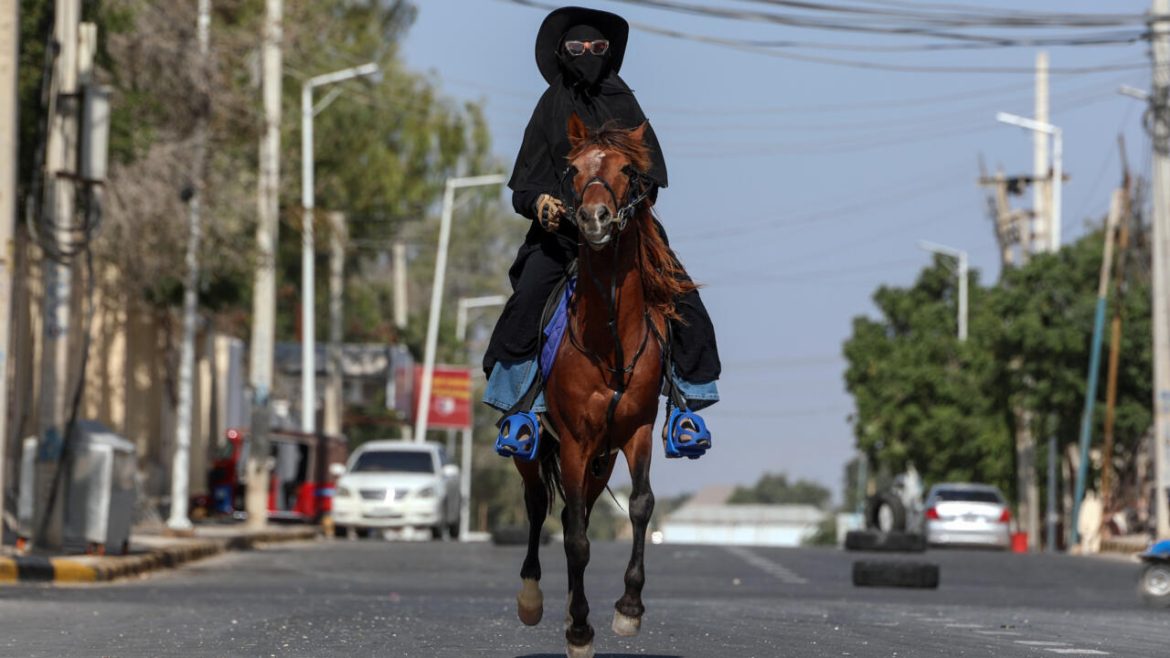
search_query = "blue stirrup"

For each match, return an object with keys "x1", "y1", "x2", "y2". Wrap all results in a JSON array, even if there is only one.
[
  {"x1": 664, "y1": 407, "x2": 712, "y2": 460},
  {"x1": 495, "y1": 411, "x2": 541, "y2": 462}
]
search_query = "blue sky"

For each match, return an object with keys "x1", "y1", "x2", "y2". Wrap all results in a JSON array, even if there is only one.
[{"x1": 401, "y1": 1, "x2": 1154, "y2": 499}]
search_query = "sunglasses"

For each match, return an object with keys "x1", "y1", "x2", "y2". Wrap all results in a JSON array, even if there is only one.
[{"x1": 564, "y1": 39, "x2": 610, "y2": 56}]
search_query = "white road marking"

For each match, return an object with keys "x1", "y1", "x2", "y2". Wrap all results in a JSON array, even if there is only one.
[
  {"x1": 945, "y1": 623, "x2": 985, "y2": 629},
  {"x1": 974, "y1": 630, "x2": 1022, "y2": 637},
  {"x1": 723, "y1": 546, "x2": 808, "y2": 585},
  {"x1": 1043, "y1": 650, "x2": 1110, "y2": 656},
  {"x1": 1016, "y1": 641, "x2": 1072, "y2": 647}
]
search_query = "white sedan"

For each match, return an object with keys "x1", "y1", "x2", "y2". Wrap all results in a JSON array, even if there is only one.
[
  {"x1": 924, "y1": 483, "x2": 1012, "y2": 550},
  {"x1": 331, "y1": 441, "x2": 460, "y2": 540}
]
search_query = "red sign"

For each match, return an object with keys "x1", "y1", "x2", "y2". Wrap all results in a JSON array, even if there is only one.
[{"x1": 413, "y1": 365, "x2": 473, "y2": 430}]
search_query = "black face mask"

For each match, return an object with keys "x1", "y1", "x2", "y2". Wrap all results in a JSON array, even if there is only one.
[{"x1": 558, "y1": 24, "x2": 610, "y2": 88}]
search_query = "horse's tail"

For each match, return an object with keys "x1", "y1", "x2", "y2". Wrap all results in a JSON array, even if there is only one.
[{"x1": 538, "y1": 433, "x2": 564, "y2": 506}]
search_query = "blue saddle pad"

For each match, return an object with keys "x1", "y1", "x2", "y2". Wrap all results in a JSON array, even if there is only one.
[{"x1": 540, "y1": 277, "x2": 576, "y2": 382}]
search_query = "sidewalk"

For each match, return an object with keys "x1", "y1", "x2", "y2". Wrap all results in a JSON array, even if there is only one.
[{"x1": 0, "y1": 523, "x2": 319, "y2": 584}]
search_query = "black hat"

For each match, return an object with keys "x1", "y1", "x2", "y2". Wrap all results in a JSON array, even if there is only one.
[{"x1": 535, "y1": 6, "x2": 629, "y2": 85}]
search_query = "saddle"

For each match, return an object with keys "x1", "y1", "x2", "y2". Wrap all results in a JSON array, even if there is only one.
[{"x1": 493, "y1": 261, "x2": 711, "y2": 461}]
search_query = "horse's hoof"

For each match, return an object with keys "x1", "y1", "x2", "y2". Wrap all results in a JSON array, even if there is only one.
[
  {"x1": 565, "y1": 641, "x2": 595, "y2": 658},
  {"x1": 611, "y1": 610, "x2": 641, "y2": 637},
  {"x1": 516, "y1": 579, "x2": 544, "y2": 626}
]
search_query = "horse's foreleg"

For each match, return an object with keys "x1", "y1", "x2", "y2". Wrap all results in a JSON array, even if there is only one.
[
  {"x1": 614, "y1": 425, "x2": 654, "y2": 637},
  {"x1": 515, "y1": 460, "x2": 547, "y2": 626},
  {"x1": 561, "y1": 453, "x2": 595, "y2": 657}
]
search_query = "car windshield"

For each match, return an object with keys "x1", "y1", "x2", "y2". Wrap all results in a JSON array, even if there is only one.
[
  {"x1": 350, "y1": 450, "x2": 434, "y2": 474},
  {"x1": 933, "y1": 489, "x2": 1002, "y2": 504}
]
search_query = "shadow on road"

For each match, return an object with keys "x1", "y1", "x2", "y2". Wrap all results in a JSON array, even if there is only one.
[{"x1": 517, "y1": 650, "x2": 683, "y2": 655}]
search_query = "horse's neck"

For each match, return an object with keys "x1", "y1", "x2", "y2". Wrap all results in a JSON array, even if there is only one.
[{"x1": 574, "y1": 238, "x2": 646, "y2": 354}]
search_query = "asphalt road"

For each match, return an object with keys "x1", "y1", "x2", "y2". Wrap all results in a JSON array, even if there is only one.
[{"x1": 1, "y1": 537, "x2": 1168, "y2": 657}]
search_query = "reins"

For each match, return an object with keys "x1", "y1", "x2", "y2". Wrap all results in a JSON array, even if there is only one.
[{"x1": 556, "y1": 164, "x2": 661, "y2": 478}]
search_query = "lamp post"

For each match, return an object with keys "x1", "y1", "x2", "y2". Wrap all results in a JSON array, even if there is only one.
[
  {"x1": 996, "y1": 111, "x2": 1063, "y2": 253},
  {"x1": 456, "y1": 295, "x2": 508, "y2": 342},
  {"x1": 300, "y1": 62, "x2": 378, "y2": 435},
  {"x1": 918, "y1": 240, "x2": 968, "y2": 342},
  {"x1": 453, "y1": 294, "x2": 507, "y2": 541},
  {"x1": 414, "y1": 175, "x2": 507, "y2": 443}
]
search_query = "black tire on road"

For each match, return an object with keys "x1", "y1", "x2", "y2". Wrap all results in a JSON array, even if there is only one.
[
  {"x1": 1139, "y1": 564, "x2": 1170, "y2": 607},
  {"x1": 845, "y1": 530, "x2": 926, "y2": 553},
  {"x1": 431, "y1": 526, "x2": 444, "y2": 540},
  {"x1": 448, "y1": 522, "x2": 460, "y2": 540},
  {"x1": 852, "y1": 560, "x2": 940, "y2": 589},
  {"x1": 865, "y1": 493, "x2": 907, "y2": 532}
]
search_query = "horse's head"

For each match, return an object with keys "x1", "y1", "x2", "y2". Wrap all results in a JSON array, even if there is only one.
[{"x1": 564, "y1": 113, "x2": 653, "y2": 251}]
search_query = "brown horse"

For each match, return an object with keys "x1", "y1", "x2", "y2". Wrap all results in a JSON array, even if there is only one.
[{"x1": 511, "y1": 114, "x2": 695, "y2": 658}]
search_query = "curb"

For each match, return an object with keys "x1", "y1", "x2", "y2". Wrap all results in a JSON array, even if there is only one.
[{"x1": 0, "y1": 527, "x2": 317, "y2": 585}]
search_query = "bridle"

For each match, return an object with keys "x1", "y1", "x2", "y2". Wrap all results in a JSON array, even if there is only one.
[
  {"x1": 553, "y1": 161, "x2": 660, "y2": 477},
  {"x1": 557, "y1": 164, "x2": 654, "y2": 245}
]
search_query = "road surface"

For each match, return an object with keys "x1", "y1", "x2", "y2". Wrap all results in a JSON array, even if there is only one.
[{"x1": 1, "y1": 537, "x2": 1167, "y2": 656}]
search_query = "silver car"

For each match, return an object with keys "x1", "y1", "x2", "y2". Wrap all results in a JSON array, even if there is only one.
[{"x1": 924, "y1": 483, "x2": 1012, "y2": 549}]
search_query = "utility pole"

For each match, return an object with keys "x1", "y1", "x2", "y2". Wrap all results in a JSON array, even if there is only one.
[
  {"x1": 168, "y1": 0, "x2": 211, "y2": 535},
  {"x1": 1033, "y1": 51, "x2": 1050, "y2": 253},
  {"x1": 393, "y1": 241, "x2": 408, "y2": 330},
  {"x1": 1071, "y1": 189, "x2": 1123, "y2": 546},
  {"x1": 324, "y1": 211, "x2": 346, "y2": 437},
  {"x1": 996, "y1": 108, "x2": 1065, "y2": 551},
  {"x1": 1102, "y1": 153, "x2": 1132, "y2": 517},
  {"x1": 0, "y1": 0, "x2": 17, "y2": 531},
  {"x1": 1150, "y1": 0, "x2": 1170, "y2": 539},
  {"x1": 34, "y1": 0, "x2": 82, "y2": 550},
  {"x1": 247, "y1": 0, "x2": 282, "y2": 529}
]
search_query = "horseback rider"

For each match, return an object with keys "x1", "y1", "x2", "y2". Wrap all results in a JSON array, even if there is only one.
[{"x1": 483, "y1": 5, "x2": 721, "y2": 457}]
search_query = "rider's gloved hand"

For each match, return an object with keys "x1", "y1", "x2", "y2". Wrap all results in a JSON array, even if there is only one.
[{"x1": 535, "y1": 194, "x2": 565, "y2": 232}]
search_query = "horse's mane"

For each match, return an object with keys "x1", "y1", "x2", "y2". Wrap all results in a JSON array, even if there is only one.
[{"x1": 569, "y1": 122, "x2": 698, "y2": 322}]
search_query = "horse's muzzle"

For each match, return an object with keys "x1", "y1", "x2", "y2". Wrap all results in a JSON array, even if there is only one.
[{"x1": 578, "y1": 204, "x2": 616, "y2": 251}]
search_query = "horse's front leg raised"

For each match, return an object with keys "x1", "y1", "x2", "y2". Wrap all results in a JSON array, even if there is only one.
[
  {"x1": 515, "y1": 460, "x2": 548, "y2": 626},
  {"x1": 613, "y1": 425, "x2": 654, "y2": 637}
]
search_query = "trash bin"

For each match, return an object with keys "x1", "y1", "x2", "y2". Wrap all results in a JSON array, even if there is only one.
[{"x1": 64, "y1": 421, "x2": 137, "y2": 555}]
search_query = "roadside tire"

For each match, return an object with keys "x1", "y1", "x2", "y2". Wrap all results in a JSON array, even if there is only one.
[
  {"x1": 866, "y1": 493, "x2": 907, "y2": 533},
  {"x1": 845, "y1": 530, "x2": 926, "y2": 553},
  {"x1": 1140, "y1": 564, "x2": 1170, "y2": 607},
  {"x1": 852, "y1": 560, "x2": 939, "y2": 589}
]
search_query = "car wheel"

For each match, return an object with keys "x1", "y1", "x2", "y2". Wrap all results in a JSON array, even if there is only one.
[
  {"x1": 448, "y1": 521, "x2": 460, "y2": 539},
  {"x1": 431, "y1": 525, "x2": 444, "y2": 540},
  {"x1": 1140, "y1": 564, "x2": 1170, "y2": 607},
  {"x1": 333, "y1": 524, "x2": 348, "y2": 539}
]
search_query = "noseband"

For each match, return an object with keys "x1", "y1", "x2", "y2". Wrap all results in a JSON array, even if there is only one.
[{"x1": 558, "y1": 164, "x2": 653, "y2": 240}]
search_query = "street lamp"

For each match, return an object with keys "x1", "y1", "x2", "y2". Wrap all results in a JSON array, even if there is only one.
[
  {"x1": 456, "y1": 295, "x2": 508, "y2": 342},
  {"x1": 414, "y1": 175, "x2": 507, "y2": 443},
  {"x1": 300, "y1": 62, "x2": 379, "y2": 435},
  {"x1": 918, "y1": 240, "x2": 968, "y2": 342},
  {"x1": 453, "y1": 294, "x2": 507, "y2": 542},
  {"x1": 996, "y1": 111, "x2": 1063, "y2": 253}
]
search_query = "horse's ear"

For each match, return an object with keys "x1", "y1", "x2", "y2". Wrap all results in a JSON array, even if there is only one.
[
  {"x1": 567, "y1": 113, "x2": 588, "y2": 147},
  {"x1": 630, "y1": 121, "x2": 648, "y2": 144}
]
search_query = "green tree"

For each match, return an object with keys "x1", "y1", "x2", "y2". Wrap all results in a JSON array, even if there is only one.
[
  {"x1": 729, "y1": 472, "x2": 832, "y2": 508},
  {"x1": 844, "y1": 218, "x2": 1152, "y2": 508}
]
